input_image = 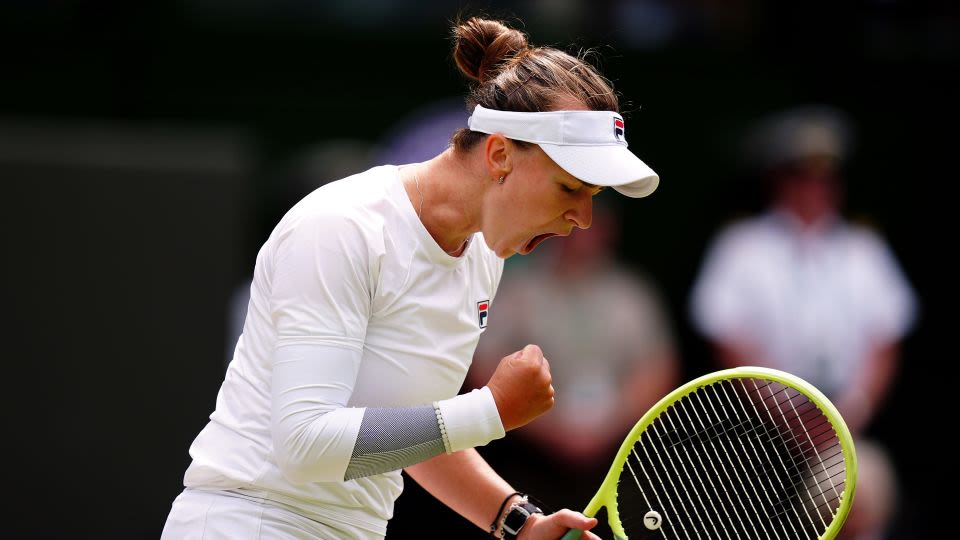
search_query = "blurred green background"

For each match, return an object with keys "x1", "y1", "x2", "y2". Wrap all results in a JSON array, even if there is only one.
[{"x1": 1, "y1": 1, "x2": 954, "y2": 538}]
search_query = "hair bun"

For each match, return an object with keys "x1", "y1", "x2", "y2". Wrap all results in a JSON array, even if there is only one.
[{"x1": 452, "y1": 17, "x2": 529, "y2": 83}]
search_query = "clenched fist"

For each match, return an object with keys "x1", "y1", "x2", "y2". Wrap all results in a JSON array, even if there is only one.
[{"x1": 486, "y1": 344, "x2": 555, "y2": 431}]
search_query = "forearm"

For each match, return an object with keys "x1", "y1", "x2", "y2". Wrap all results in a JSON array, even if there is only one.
[
  {"x1": 864, "y1": 342, "x2": 898, "y2": 406},
  {"x1": 834, "y1": 342, "x2": 899, "y2": 433},
  {"x1": 271, "y1": 344, "x2": 505, "y2": 483},
  {"x1": 404, "y1": 449, "x2": 520, "y2": 534}
]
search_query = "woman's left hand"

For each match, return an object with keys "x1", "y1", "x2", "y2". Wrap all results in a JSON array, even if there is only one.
[{"x1": 516, "y1": 509, "x2": 601, "y2": 540}]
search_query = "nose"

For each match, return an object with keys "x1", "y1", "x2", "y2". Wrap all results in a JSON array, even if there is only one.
[{"x1": 564, "y1": 194, "x2": 593, "y2": 230}]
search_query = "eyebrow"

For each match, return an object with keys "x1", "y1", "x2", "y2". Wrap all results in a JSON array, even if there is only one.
[
  {"x1": 581, "y1": 180, "x2": 606, "y2": 193},
  {"x1": 560, "y1": 175, "x2": 606, "y2": 194}
]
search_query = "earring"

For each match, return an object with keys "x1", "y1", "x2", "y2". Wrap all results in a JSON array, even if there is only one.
[{"x1": 498, "y1": 175, "x2": 505, "y2": 185}]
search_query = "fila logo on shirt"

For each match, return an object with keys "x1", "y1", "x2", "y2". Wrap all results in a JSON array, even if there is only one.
[
  {"x1": 614, "y1": 117, "x2": 625, "y2": 142},
  {"x1": 477, "y1": 300, "x2": 489, "y2": 329}
]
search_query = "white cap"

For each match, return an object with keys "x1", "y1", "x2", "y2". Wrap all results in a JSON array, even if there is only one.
[{"x1": 467, "y1": 105, "x2": 659, "y2": 198}]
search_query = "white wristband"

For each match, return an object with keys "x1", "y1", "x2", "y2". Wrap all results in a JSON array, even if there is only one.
[{"x1": 434, "y1": 387, "x2": 506, "y2": 453}]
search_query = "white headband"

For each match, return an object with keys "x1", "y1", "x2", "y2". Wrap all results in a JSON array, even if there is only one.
[{"x1": 466, "y1": 105, "x2": 658, "y2": 198}]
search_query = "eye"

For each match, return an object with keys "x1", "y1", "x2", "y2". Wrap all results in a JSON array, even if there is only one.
[{"x1": 560, "y1": 184, "x2": 578, "y2": 193}]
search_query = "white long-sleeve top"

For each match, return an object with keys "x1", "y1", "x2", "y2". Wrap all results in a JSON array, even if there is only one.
[{"x1": 182, "y1": 165, "x2": 505, "y2": 536}]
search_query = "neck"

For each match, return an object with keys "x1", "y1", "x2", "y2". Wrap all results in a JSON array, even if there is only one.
[{"x1": 403, "y1": 149, "x2": 483, "y2": 255}]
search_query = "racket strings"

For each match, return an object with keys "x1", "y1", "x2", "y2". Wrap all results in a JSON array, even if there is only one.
[
  {"x1": 729, "y1": 390, "x2": 842, "y2": 488},
  {"x1": 693, "y1": 386, "x2": 805, "y2": 538},
  {"x1": 661, "y1": 388, "x2": 838, "y2": 517},
  {"x1": 679, "y1": 390, "x2": 775, "y2": 539},
  {"x1": 659, "y1": 400, "x2": 831, "y2": 470},
  {"x1": 765, "y1": 471, "x2": 847, "y2": 520},
  {"x1": 633, "y1": 419, "x2": 719, "y2": 539},
  {"x1": 746, "y1": 380, "x2": 845, "y2": 520},
  {"x1": 749, "y1": 382, "x2": 837, "y2": 462},
  {"x1": 734, "y1": 380, "x2": 834, "y2": 533},
  {"x1": 615, "y1": 377, "x2": 848, "y2": 540},
  {"x1": 629, "y1": 400, "x2": 779, "y2": 540},
  {"x1": 658, "y1": 389, "x2": 829, "y2": 457}
]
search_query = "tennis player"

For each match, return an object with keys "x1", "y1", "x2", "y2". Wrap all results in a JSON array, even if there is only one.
[{"x1": 161, "y1": 16, "x2": 659, "y2": 540}]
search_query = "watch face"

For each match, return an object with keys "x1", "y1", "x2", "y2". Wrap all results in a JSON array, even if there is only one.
[{"x1": 503, "y1": 502, "x2": 541, "y2": 536}]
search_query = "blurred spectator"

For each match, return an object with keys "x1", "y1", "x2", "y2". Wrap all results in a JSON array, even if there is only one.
[
  {"x1": 468, "y1": 197, "x2": 680, "y2": 512},
  {"x1": 689, "y1": 105, "x2": 918, "y2": 540}
]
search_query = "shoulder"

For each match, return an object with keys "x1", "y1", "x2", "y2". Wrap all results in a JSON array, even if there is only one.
[
  {"x1": 706, "y1": 215, "x2": 778, "y2": 255},
  {"x1": 251, "y1": 167, "x2": 402, "y2": 290},
  {"x1": 834, "y1": 220, "x2": 902, "y2": 265},
  {"x1": 273, "y1": 166, "x2": 399, "y2": 247},
  {"x1": 290, "y1": 166, "x2": 396, "y2": 222},
  {"x1": 839, "y1": 220, "x2": 888, "y2": 249}
]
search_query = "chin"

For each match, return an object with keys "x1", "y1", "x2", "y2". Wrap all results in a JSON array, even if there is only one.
[{"x1": 496, "y1": 246, "x2": 518, "y2": 259}]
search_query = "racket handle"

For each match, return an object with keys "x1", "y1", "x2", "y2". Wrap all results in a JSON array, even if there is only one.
[{"x1": 560, "y1": 529, "x2": 583, "y2": 540}]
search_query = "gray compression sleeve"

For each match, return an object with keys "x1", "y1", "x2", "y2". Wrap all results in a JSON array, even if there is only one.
[{"x1": 344, "y1": 406, "x2": 446, "y2": 480}]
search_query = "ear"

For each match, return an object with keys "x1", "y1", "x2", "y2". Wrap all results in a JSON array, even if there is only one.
[{"x1": 483, "y1": 134, "x2": 513, "y2": 180}]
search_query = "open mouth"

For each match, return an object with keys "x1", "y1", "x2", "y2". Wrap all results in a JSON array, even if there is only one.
[{"x1": 522, "y1": 233, "x2": 558, "y2": 254}]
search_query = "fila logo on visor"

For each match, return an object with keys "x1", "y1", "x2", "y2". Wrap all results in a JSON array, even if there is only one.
[
  {"x1": 477, "y1": 300, "x2": 489, "y2": 329},
  {"x1": 614, "y1": 118, "x2": 625, "y2": 142}
]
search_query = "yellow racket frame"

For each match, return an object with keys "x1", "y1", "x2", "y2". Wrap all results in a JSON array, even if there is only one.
[{"x1": 562, "y1": 366, "x2": 858, "y2": 540}]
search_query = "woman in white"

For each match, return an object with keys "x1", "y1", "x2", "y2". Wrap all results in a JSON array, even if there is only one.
[{"x1": 162, "y1": 16, "x2": 660, "y2": 540}]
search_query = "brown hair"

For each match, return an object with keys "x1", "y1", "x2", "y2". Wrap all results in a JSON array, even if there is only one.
[{"x1": 450, "y1": 17, "x2": 620, "y2": 152}]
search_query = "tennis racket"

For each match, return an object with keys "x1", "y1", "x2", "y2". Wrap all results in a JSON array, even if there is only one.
[{"x1": 561, "y1": 366, "x2": 857, "y2": 540}]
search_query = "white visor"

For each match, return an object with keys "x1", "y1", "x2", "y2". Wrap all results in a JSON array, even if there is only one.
[{"x1": 467, "y1": 105, "x2": 659, "y2": 197}]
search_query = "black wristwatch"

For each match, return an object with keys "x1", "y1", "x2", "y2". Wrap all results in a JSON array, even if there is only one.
[{"x1": 501, "y1": 500, "x2": 543, "y2": 540}]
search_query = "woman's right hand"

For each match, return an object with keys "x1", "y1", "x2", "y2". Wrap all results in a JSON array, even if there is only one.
[
  {"x1": 518, "y1": 510, "x2": 601, "y2": 540},
  {"x1": 486, "y1": 344, "x2": 555, "y2": 431}
]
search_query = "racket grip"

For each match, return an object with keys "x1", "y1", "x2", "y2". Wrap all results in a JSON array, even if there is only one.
[{"x1": 560, "y1": 529, "x2": 583, "y2": 540}]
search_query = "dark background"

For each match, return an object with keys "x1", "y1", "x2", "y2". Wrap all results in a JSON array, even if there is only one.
[{"x1": 2, "y1": 1, "x2": 955, "y2": 538}]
